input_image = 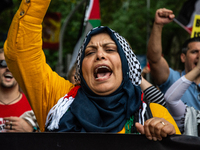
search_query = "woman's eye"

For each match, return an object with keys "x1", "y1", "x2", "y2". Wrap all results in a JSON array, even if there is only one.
[
  {"x1": 85, "y1": 51, "x2": 95, "y2": 56},
  {"x1": 106, "y1": 49, "x2": 116, "y2": 52}
]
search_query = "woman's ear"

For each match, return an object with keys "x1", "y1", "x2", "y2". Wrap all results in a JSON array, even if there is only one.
[{"x1": 180, "y1": 53, "x2": 186, "y2": 63}]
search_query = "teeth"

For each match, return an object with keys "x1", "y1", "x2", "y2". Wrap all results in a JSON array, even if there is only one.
[
  {"x1": 5, "y1": 73, "x2": 13, "y2": 78},
  {"x1": 96, "y1": 76, "x2": 107, "y2": 80},
  {"x1": 95, "y1": 66, "x2": 110, "y2": 73}
]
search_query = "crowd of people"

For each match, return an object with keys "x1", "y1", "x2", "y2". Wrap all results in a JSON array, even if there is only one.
[
  {"x1": 1, "y1": 0, "x2": 200, "y2": 142},
  {"x1": 147, "y1": 8, "x2": 200, "y2": 136}
]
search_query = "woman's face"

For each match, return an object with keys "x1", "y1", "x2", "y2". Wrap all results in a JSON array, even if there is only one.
[{"x1": 82, "y1": 33, "x2": 123, "y2": 96}]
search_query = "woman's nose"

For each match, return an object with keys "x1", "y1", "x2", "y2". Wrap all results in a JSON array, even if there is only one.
[
  {"x1": 96, "y1": 49, "x2": 105, "y2": 60},
  {"x1": 197, "y1": 50, "x2": 200, "y2": 58}
]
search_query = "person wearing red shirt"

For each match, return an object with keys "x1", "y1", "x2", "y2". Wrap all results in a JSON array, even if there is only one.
[{"x1": 0, "y1": 48, "x2": 39, "y2": 132}]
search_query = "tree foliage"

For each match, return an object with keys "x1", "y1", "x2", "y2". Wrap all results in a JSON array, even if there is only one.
[{"x1": 0, "y1": 0, "x2": 190, "y2": 72}]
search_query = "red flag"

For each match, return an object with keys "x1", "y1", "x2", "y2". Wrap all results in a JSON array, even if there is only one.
[
  {"x1": 175, "y1": 0, "x2": 200, "y2": 34},
  {"x1": 68, "y1": 0, "x2": 101, "y2": 72}
]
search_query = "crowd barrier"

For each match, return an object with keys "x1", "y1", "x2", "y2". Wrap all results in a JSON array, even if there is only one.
[{"x1": 0, "y1": 133, "x2": 200, "y2": 150}]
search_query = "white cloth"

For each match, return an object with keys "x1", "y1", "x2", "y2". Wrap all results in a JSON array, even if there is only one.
[
  {"x1": 164, "y1": 76, "x2": 189, "y2": 117},
  {"x1": 184, "y1": 106, "x2": 200, "y2": 136}
]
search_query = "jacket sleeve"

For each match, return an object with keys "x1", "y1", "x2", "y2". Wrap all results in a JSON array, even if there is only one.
[{"x1": 4, "y1": 0, "x2": 74, "y2": 132}]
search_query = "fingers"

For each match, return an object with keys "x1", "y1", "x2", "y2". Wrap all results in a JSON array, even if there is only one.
[
  {"x1": 4, "y1": 116, "x2": 18, "y2": 121},
  {"x1": 138, "y1": 117, "x2": 176, "y2": 141},
  {"x1": 4, "y1": 117, "x2": 19, "y2": 132},
  {"x1": 4, "y1": 117, "x2": 16, "y2": 126},
  {"x1": 153, "y1": 121, "x2": 167, "y2": 141},
  {"x1": 135, "y1": 122, "x2": 145, "y2": 134},
  {"x1": 4, "y1": 120, "x2": 14, "y2": 131},
  {"x1": 4, "y1": 117, "x2": 34, "y2": 132},
  {"x1": 4, "y1": 128, "x2": 16, "y2": 133},
  {"x1": 155, "y1": 8, "x2": 175, "y2": 25},
  {"x1": 157, "y1": 8, "x2": 174, "y2": 19},
  {"x1": 143, "y1": 118, "x2": 155, "y2": 140}
]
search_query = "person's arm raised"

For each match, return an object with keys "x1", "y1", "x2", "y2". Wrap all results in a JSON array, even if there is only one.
[
  {"x1": 147, "y1": 8, "x2": 175, "y2": 85},
  {"x1": 140, "y1": 77, "x2": 152, "y2": 91},
  {"x1": 4, "y1": 0, "x2": 74, "y2": 132}
]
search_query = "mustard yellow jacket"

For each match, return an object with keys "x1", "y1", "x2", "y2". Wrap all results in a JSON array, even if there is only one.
[
  {"x1": 4, "y1": 0, "x2": 180, "y2": 134},
  {"x1": 4, "y1": 0, "x2": 74, "y2": 131}
]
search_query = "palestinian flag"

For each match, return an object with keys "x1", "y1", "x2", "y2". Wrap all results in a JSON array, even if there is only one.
[
  {"x1": 175, "y1": 0, "x2": 200, "y2": 34},
  {"x1": 68, "y1": 0, "x2": 101, "y2": 72}
]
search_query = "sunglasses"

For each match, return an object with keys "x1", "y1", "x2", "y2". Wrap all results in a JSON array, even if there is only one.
[{"x1": 0, "y1": 60, "x2": 7, "y2": 68}]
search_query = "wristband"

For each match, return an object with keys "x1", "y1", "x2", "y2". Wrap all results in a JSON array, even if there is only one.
[{"x1": 33, "y1": 126, "x2": 38, "y2": 132}]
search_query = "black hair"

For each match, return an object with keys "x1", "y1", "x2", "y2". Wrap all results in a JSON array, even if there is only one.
[{"x1": 182, "y1": 37, "x2": 200, "y2": 54}]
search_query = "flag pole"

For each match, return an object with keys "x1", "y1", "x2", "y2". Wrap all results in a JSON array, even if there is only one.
[
  {"x1": 56, "y1": 0, "x2": 87, "y2": 77},
  {"x1": 173, "y1": 18, "x2": 191, "y2": 34}
]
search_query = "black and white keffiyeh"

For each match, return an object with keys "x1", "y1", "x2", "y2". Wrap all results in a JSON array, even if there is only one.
[
  {"x1": 75, "y1": 26, "x2": 141, "y2": 86},
  {"x1": 46, "y1": 26, "x2": 142, "y2": 131}
]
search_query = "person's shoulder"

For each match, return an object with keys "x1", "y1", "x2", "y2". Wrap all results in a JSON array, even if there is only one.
[
  {"x1": 167, "y1": 68, "x2": 182, "y2": 82},
  {"x1": 169, "y1": 68, "x2": 182, "y2": 75},
  {"x1": 159, "y1": 68, "x2": 181, "y2": 88},
  {"x1": 21, "y1": 93, "x2": 28, "y2": 100},
  {"x1": 20, "y1": 93, "x2": 32, "y2": 108}
]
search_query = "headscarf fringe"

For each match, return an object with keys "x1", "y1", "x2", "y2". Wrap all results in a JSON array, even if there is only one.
[
  {"x1": 45, "y1": 86, "x2": 80, "y2": 130},
  {"x1": 45, "y1": 95, "x2": 74, "y2": 130}
]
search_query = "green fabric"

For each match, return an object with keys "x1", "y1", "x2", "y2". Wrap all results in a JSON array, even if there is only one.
[
  {"x1": 89, "y1": 20, "x2": 101, "y2": 27},
  {"x1": 125, "y1": 116, "x2": 134, "y2": 134},
  {"x1": 125, "y1": 115, "x2": 140, "y2": 134}
]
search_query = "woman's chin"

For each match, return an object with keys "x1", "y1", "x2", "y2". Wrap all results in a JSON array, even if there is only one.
[{"x1": 90, "y1": 83, "x2": 118, "y2": 96}]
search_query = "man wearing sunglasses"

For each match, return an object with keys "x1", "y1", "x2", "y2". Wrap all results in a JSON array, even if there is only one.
[{"x1": 0, "y1": 48, "x2": 39, "y2": 132}]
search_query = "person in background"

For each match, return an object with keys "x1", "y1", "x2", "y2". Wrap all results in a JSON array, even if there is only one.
[
  {"x1": 164, "y1": 53, "x2": 200, "y2": 136},
  {"x1": 67, "y1": 63, "x2": 78, "y2": 85},
  {"x1": 0, "y1": 48, "x2": 39, "y2": 132},
  {"x1": 147, "y1": 8, "x2": 200, "y2": 110},
  {"x1": 141, "y1": 64, "x2": 150, "y2": 78}
]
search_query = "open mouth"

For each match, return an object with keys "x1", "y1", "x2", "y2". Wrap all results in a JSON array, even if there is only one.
[
  {"x1": 94, "y1": 65, "x2": 112, "y2": 80},
  {"x1": 4, "y1": 73, "x2": 13, "y2": 80}
]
